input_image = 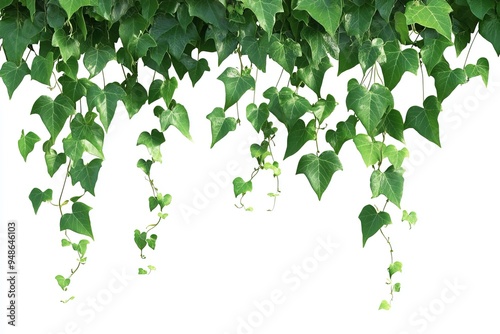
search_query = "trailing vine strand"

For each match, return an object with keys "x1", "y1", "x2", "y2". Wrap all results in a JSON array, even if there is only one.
[{"x1": 1, "y1": 0, "x2": 496, "y2": 308}]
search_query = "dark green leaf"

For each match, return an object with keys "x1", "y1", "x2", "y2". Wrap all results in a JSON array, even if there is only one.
[
  {"x1": 218, "y1": 67, "x2": 255, "y2": 110},
  {"x1": 60, "y1": 202, "x2": 94, "y2": 240},
  {"x1": 405, "y1": 0, "x2": 453, "y2": 40},
  {"x1": 18, "y1": 130, "x2": 40, "y2": 162},
  {"x1": 122, "y1": 81, "x2": 148, "y2": 118},
  {"x1": 137, "y1": 159, "x2": 153, "y2": 176},
  {"x1": 278, "y1": 87, "x2": 312, "y2": 128},
  {"x1": 70, "y1": 112, "x2": 105, "y2": 156},
  {"x1": 159, "y1": 103, "x2": 192, "y2": 140},
  {"x1": 148, "y1": 196, "x2": 158, "y2": 211},
  {"x1": 394, "y1": 12, "x2": 411, "y2": 44},
  {"x1": 420, "y1": 33, "x2": 453, "y2": 74},
  {"x1": 479, "y1": 15, "x2": 500, "y2": 55},
  {"x1": 312, "y1": 94, "x2": 336, "y2": 125},
  {"x1": 31, "y1": 94, "x2": 74, "y2": 140},
  {"x1": 381, "y1": 41, "x2": 419, "y2": 90},
  {"x1": 241, "y1": 35, "x2": 269, "y2": 72},
  {"x1": 161, "y1": 77, "x2": 178, "y2": 106},
  {"x1": 70, "y1": 159, "x2": 103, "y2": 196},
  {"x1": 186, "y1": 0, "x2": 228, "y2": 28},
  {"x1": 358, "y1": 204, "x2": 392, "y2": 247},
  {"x1": 188, "y1": 58, "x2": 210, "y2": 86},
  {"x1": 233, "y1": 177, "x2": 253, "y2": 197},
  {"x1": 45, "y1": 149, "x2": 67, "y2": 177},
  {"x1": 246, "y1": 103, "x2": 270, "y2": 133},
  {"x1": 431, "y1": 61, "x2": 467, "y2": 102},
  {"x1": 59, "y1": 76, "x2": 87, "y2": 103},
  {"x1": 31, "y1": 52, "x2": 54, "y2": 86},
  {"x1": 465, "y1": 57, "x2": 489, "y2": 86},
  {"x1": 404, "y1": 95, "x2": 442, "y2": 147},
  {"x1": 134, "y1": 229, "x2": 147, "y2": 250},
  {"x1": 83, "y1": 45, "x2": 116, "y2": 78},
  {"x1": 370, "y1": 166, "x2": 404, "y2": 208},
  {"x1": 137, "y1": 129, "x2": 165, "y2": 162},
  {"x1": 206, "y1": 107, "x2": 237, "y2": 148},
  {"x1": 466, "y1": 0, "x2": 495, "y2": 20},
  {"x1": 59, "y1": 0, "x2": 98, "y2": 19},
  {"x1": 284, "y1": 119, "x2": 316, "y2": 159},
  {"x1": 242, "y1": 0, "x2": 283, "y2": 36},
  {"x1": 295, "y1": 0, "x2": 342, "y2": 36},
  {"x1": 358, "y1": 38, "x2": 386, "y2": 73},
  {"x1": 268, "y1": 36, "x2": 302, "y2": 74},
  {"x1": 375, "y1": 0, "x2": 395, "y2": 22},
  {"x1": 0, "y1": 18, "x2": 31, "y2": 64},
  {"x1": 87, "y1": 82, "x2": 126, "y2": 131},
  {"x1": 296, "y1": 57, "x2": 332, "y2": 97},
  {"x1": 0, "y1": 61, "x2": 30, "y2": 98},
  {"x1": 296, "y1": 151, "x2": 343, "y2": 200},
  {"x1": 148, "y1": 79, "x2": 163, "y2": 104},
  {"x1": 147, "y1": 234, "x2": 157, "y2": 250},
  {"x1": 326, "y1": 115, "x2": 357, "y2": 154},
  {"x1": 28, "y1": 188, "x2": 53, "y2": 214},
  {"x1": 380, "y1": 109, "x2": 405, "y2": 143},
  {"x1": 344, "y1": 2, "x2": 376, "y2": 37},
  {"x1": 52, "y1": 29, "x2": 81, "y2": 62}
]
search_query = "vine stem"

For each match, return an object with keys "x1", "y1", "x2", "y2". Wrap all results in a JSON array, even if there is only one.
[
  {"x1": 379, "y1": 228, "x2": 395, "y2": 301},
  {"x1": 463, "y1": 30, "x2": 479, "y2": 69},
  {"x1": 276, "y1": 68, "x2": 284, "y2": 87},
  {"x1": 420, "y1": 58, "x2": 425, "y2": 103},
  {"x1": 58, "y1": 161, "x2": 72, "y2": 216}
]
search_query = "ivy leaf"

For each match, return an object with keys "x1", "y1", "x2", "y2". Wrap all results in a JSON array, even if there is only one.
[
  {"x1": 59, "y1": 0, "x2": 97, "y2": 19},
  {"x1": 70, "y1": 159, "x2": 103, "y2": 196},
  {"x1": 242, "y1": 0, "x2": 283, "y2": 36},
  {"x1": 326, "y1": 116, "x2": 357, "y2": 154},
  {"x1": 45, "y1": 149, "x2": 67, "y2": 177},
  {"x1": 63, "y1": 134, "x2": 104, "y2": 161},
  {"x1": 159, "y1": 103, "x2": 192, "y2": 140},
  {"x1": 60, "y1": 202, "x2": 94, "y2": 240},
  {"x1": 122, "y1": 81, "x2": 148, "y2": 118},
  {"x1": 420, "y1": 33, "x2": 453, "y2": 75},
  {"x1": 379, "y1": 300, "x2": 391, "y2": 310},
  {"x1": 404, "y1": 0, "x2": 453, "y2": 40},
  {"x1": 296, "y1": 151, "x2": 343, "y2": 200},
  {"x1": 394, "y1": 12, "x2": 411, "y2": 44},
  {"x1": 300, "y1": 27, "x2": 329, "y2": 68},
  {"x1": 295, "y1": 0, "x2": 342, "y2": 37},
  {"x1": 268, "y1": 36, "x2": 302, "y2": 74},
  {"x1": 381, "y1": 41, "x2": 419, "y2": 90},
  {"x1": 296, "y1": 57, "x2": 332, "y2": 97},
  {"x1": 388, "y1": 261, "x2": 403, "y2": 277},
  {"x1": 465, "y1": 57, "x2": 489, "y2": 86},
  {"x1": 138, "y1": 268, "x2": 148, "y2": 275},
  {"x1": 358, "y1": 204, "x2": 392, "y2": 247},
  {"x1": 383, "y1": 145, "x2": 409, "y2": 169},
  {"x1": 346, "y1": 79, "x2": 393, "y2": 137},
  {"x1": 18, "y1": 130, "x2": 40, "y2": 162},
  {"x1": 402, "y1": 210, "x2": 418, "y2": 227},
  {"x1": 344, "y1": 2, "x2": 376, "y2": 37},
  {"x1": 157, "y1": 193, "x2": 172, "y2": 209},
  {"x1": 404, "y1": 96, "x2": 442, "y2": 147},
  {"x1": 31, "y1": 95, "x2": 74, "y2": 140},
  {"x1": 134, "y1": 230, "x2": 147, "y2": 250},
  {"x1": 218, "y1": 67, "x2": 255, "y2": 110},
  {"x1": 479, "y1": 15, "x2": 500, "y2": 55},
  {"x1": 278, "y1": 87, "x2": 312, "y2": 128},
  {"x1": 52, "y1": 29, "x2": 81, "y2": 62},
  {"x1": 353, "y1": 134, "x2": 385, "y2": 167},
  {"x1": 137, "y1": 129, "x2": 165, "y2": 162},
  {"x1": 83, "y1": 45, "x2": 116, "y2": 78},
  {"x1": 241, "y1": 35, "x2": 269, "y2": 72},
  {"x1": 161, "y1": 77, "x2": 178, "y2": 107},
  {"x1": 358, "y1": 38, "x2": 386, "y2": 73},
  {"x1": 148, "y1": 79, "x2": 163, "y2": 104},
  {"x1": 246, "y1": 103, "x2": 270, "y2": 133},
  {"x1": 149, "y1": 196, "x2": 158, "y2": 211},
  {"x1": 0, "y1": 61, "x2": 30, "y2": 98},
  {"x1": 55, "y1": 275, "x2": 71, "y2": 291},
  {"x1": 206, "y1": 107, "x2": 237, "y2": 148},
  {"x1": 30, "y1": 52, "x2": 54, "y2": 86},
  {"x1": 375, "y1": 0, "x2": 395, "y2": 22},
  {"x1": 137, "y1": 159, "x2": 153, "y2": 176},
  {"x1": 70, "y1": 112, "x2": 105, "y2": 156},
  {"x1": 87, "y1": 82, "x2": 126, "y2": 131},
  {"x1": 147, "y1": 234, "x2": 157, "y2": 250},
  {"x1": 380, "y1": 109, "x2": 405, "y2": 143},
  {"x1": 0, "y1": 18, "x2": 30, "y2": 64},
  {"x1": 28, "y1": 188, "x2": 53, "y2": 214},
  {"x1": 312, "y1": 94, "x2": 336, "y2": 125},
  {"x1": 370, "y1": 166, "x2": 404, "y2": 208},
  {"x1": 185, "y1": 0, "x2": 228, "y2": 28},
  {"x1": 284, "y1": 119, "x2": 316, "y2": 159},
  {"x1": 431, "y1": 61, "x2": 467, "y2": 102},
  {"x1": 233, "y1": 177, "x2": 253, "y2": 197},
  {"x1": 465, "y1": 0, "x2": 495, "y2": 20},
  {"x1": 394, "y1": 282, "x2": 401, "y2": 292},
  {"x1": 188, "y1": 58, "x2": 210, "y2": 86}
]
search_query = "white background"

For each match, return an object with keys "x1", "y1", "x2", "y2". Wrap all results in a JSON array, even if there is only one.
[{"x1": 1, "y1": 34, "x2": 500, "y2": 334}]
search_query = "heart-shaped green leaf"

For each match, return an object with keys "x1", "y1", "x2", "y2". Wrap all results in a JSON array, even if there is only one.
[
  {"x1": 296, "y1": 151, "x2": 342, "y2": 200},
  {"x1": 358, "y1": 204, "x2": 392, "y2": 247}
]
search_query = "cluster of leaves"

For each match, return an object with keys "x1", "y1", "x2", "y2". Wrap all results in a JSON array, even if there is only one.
[{"x1": 1, "y1": 0, "x2": 497, "y2": 307}]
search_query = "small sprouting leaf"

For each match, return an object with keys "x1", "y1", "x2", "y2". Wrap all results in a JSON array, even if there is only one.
[
  {"x1": 28, "y1": 188, "x2": 53, "y2": 214},
  {"x1": 358, "y1": 205, "x2": 392, "y2": 247},
  {"x1": 404, "y1": 95, "x2": 442, "y2": 147},
  {"x1": 388, "y1": 261, "x2": 403, "y2": 277},
  {"x1": 465, "y1": 57, "x2": 489, "y2": 86},
  {"x1": 312, "y1": 94, "x2": 336, "y2": 125},
  {"x1": 246, "y1": 103, "x2": 270, "y2": 133},
  {"x1": 158, "y1": 212, "x2": 168, "y2": 219},
  {"x1": 381, "y1": 41, "x2": 419, "y2": 90},
  {"x1": 55, "y1": 275, "x2": 71, "y2": 291},
  {"x1": 242, "y1": 0, "x2": 283, "y2": 35},
  {"x1": 383, "y1": 145, "x2": 409, "y2": 169},
  {"x1": 402, "y1": 210, "x2": 418, "y2": 227},
  {"x1": 370, "y1": 166, "x2": 405, "y2": 208},
  {"x1": 137, "y1": 129, "x2": 165, "y2": 162},
  {"x1": 346, "y1": 79, "x2": 393, "y2": 137},
  {"x1": 69, "y1": 159, "x2": 103, "y2": 196},
  {"x1": 0, "y1": 61, "x2": 30, "y2": 98},
  {"x1": 218, "y1": 67, "x2": 255, "y2": 110},
  {"x1": 148, "y1": 196, "x2": 159, "y2": 211},
  {"x1": 157, "y1": 193, "x2": 172, "y2": 209},
  {"x1": 61, "y1": 239, "x2": 72, "y2": 247},
  {"x1": 147, "y1": 235, "x2": 157, "y2": 250},
  {"x1": 60, "y1": 202, "x2": 94, "y2": 240},
  {"x1": 77, "y1": 239, "x2": 90, "y2": 257},
  {"x1": 160, "y1": 103, "x2": 192, "y2": 140},
  {"x1": 404, "y1": 0, "x2": 453, "y2": 40},
  {"x1": 147, "y1": 265, "x2": 156, "y2": 271},
  {"x1": 284, "y1": 119, "x2": 316, "y2": 159},
  {"x1": 137, "y1": 159, "x2": 153, "y2": 176},
  {"x1": 45, "y1": 149, "x2": 67, "y2": 177},
  {"x1": 83, "y1": 45, "x2": 115, "y2": 78},
  {"x1": 394, "y1": 282, "x2": 401, "y2": 292},
  {"x1": 31, "y1": 94, "x2": 74, "y2": 140},
  {"x1": 206, "y1": 107, "x2": 237, "y2": 148},
  {"x1": 295, "y1": 0, "x2": 342, "y2": 37},
  {"x1": 138, "y1": 268, "x2": 148, "y2": 275},
  {"x1": 18, "y1": 130, "x2": 40, "y2": 162},
  {"x1": 134, "y1": 230, "x2": 147, "y2": 250},
  {"x1": 353, "y1": 134, "x2": 385, "y2": 167},
  {"x1": 264, "y1": 161, "x2": 281, "y2": 177},
  {"x1": 379, "y1": 300, "x2": 391, "y2": 310},
  {"x1": 233, "y1": 177, "x2": 253, "y2": 197},
  {"x1": 296, "y1": 151, "x2": 343, "y2": 200},
  {"x1": 325, "y1": 116, "x2": 357, "y2": 154}
]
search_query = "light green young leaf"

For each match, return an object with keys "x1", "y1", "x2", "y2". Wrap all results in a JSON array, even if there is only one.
[
  {"x1": 379, "y1": 300, "x2": 391, "y2": 310},
  {"x1": 55, "y1": 275, "x2": 70, "y2": 291},
  {"x1": 233, "y1": 177, "x2": 253, "y2": 197},
  {"x1": 389, "y1": 261, "x2": 403, "y2": 277},
  {"x1": 296, "y1": 151, "x2": 342, "y2": 200},
  {"x1": 358, "y1": 204, "x2": 392, "y2": 247},
  {"x1": 137, "y1": 129, "x2": 166, "y2": 162},
  {"x1": 383, "y1": 145, "x2": 409, "y2": 169},
  {"x1": 60, "y1": 202, "x2": 94, "y2": 240},
  {"x1": 405, "y1": 0, "x2": 453, "y2": 40},
  {"x1": 45, "y1": 149, "x2": 67, "y2": 177},
  {"x1": 18, "y1": 130, "x2": 40, "y2": 162},
  {"x1": 353, "y1": 134, "x2": 385, "y2": 167},
  {"x1": 206, "y1": 107, "x2": 237, "y2": 148}
]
